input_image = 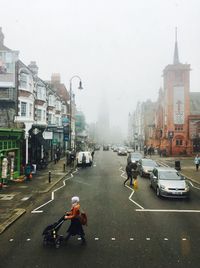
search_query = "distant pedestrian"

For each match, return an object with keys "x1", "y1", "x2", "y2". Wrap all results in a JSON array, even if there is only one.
[
  {"x1": 124, "y1": 162, "x2": 132, "y2": 186},
  {"x1": 82, "y1": 153, "x2": 86, "y2": 168},
  {"x1": 124, "y1": 162, "x2": 138, "y2": 186},
  {"x1": 65, "y1": 196, "x2": 86, "y2": 244},
  {"x1": 25, "y1": 163, "x2": 33, "y2": 180},
  {"x1": 127, "y1": 153, "x2": 131, "y2": 164},
  {"x1": 54, "y1": 153, "x2": 58, "y2": 164},
  {"x1": 194, "y1": 154, "x2": 200, "y2": 171},
  {"x1": 91, "y1": 150, "x2": 95, "y2": 160}
]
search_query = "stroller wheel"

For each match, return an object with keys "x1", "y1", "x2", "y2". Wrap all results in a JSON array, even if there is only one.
[
  {"x1": 43, "y1": 236, "x2": 49, "y2": 246},
  {"x1": 55, "y1": 242, "x2": 60, "y2": 249},
  {"x1": 43, "y1": 239, "x2": 48, "y2": 246}
]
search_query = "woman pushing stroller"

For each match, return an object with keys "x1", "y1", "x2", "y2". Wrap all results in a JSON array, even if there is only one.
[{"x1": 65, "y1": 196, "x2": 86, "y2": 244}]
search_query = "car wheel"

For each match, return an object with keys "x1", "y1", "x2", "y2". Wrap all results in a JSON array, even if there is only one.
[{"x1": 156, "y1": 187, "x2": 160, "y2": 197}]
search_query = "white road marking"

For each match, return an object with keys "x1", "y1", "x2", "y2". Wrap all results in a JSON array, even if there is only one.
[
  {"x1": 136, "y1": 209, "x2": 200, "y2": 213},
  {"x1": 95, "y1": 237, "x2": 99, "y2": 240},
  {"x1": 77, "y1": 237, "x2": 82, "y2": 240},
  {"x1": 111, "y1": 238, "x2": 116, "y2": 241},
  {"x1": 21, "y1": 197, "x2": 30, "y2": 201},
  {"x1": 26, "y1": 238, "x2": 31, "y2": 241},
  {"x1": 182, "y1": 238, "x2": 187, "y2": 241},
  {"x1": 0, "y1": 194, "x2": 15, "y2": 200},
  {"x1": 129, "y1": 190, "x2": 144, "y2": 209},
  {"x1": 146, "y1": 238, "x2": 151, "y2": 240},
  {"x1": 130, "y1": 238, "x2": 134, "y2": 241},
  {"x1": 31, "y1": 175, "x2": 72, "y2": 213},
  {"x1": 164, "y1": 238, "x2": 169, "y2": 241},
  {"x1": 72, "y1": 169, "x2": 78, "y2": 174},
  {"x1": 188, "y1": 181, "x2": 200, "y2": 190},
  {"x1": 120, "y1": 167, "x2": 144, "y2": 210},
  {"x1": 9, "y1": 239, "x2": 14, "y2": 242}
]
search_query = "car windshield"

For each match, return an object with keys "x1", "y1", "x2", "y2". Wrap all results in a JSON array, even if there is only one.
[
  {"x1": 159, "y1": 171, "x2": 182, "y2": 180},
  {"x1": 131, "y1": 153, "x2": 142, "y2": 159},
  {"x1": 142, "y1": 160, "x2": 157, "y2": 166}
]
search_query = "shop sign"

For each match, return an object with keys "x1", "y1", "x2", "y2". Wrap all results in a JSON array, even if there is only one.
[{"x1": 43, "y1": 131, "x2": 53, "y2": 140}]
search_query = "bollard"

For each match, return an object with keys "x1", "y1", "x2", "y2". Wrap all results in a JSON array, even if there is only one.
[
  {"x1": 63, "y1": 163, "x2": 66, "y2": 172},
  {"x1": 48, "y1": 171, "x2": 51, "y2": 183}
]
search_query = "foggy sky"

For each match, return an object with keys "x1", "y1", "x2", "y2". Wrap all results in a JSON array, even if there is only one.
[{"x1": 0, "y1": 0, "x2": 200, "y2": 137}]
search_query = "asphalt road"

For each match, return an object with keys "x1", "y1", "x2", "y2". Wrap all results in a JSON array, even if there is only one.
[{"x1": 0, "y1": 150, "x2": 200, "y2": 268}]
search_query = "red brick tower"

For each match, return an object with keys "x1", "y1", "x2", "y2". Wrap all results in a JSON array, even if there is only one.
[{"x1": 162, "y1": 29, "x2": 191, "y2": 155}]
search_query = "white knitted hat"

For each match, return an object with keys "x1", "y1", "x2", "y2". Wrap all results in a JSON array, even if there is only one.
[{"x1": 71, "y1": 196, "x2": 80, "y2": 204}]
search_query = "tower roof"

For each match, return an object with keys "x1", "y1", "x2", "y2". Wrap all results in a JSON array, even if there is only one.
[{"x1": 173, "y1": 27, "x2": 180, "y2": 64}]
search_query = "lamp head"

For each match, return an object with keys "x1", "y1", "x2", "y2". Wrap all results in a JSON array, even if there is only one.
[{"x1": 78, "y1": 81, "x2": 83, "y2": 90}]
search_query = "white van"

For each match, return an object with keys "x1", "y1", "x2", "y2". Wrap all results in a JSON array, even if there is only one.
[{"x1": 77, "y1": 151, "x2": 93, "y2": 167}]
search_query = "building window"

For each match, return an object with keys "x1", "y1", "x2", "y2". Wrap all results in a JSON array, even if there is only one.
[
  {"x1": 20, "y1": 73, "x2": 28, "y2": 89},
  {"x1": 176, "y1": 139, "x2": 183, "y2": 146},
  {"x1": 175, "y1": 125, "x2": 183, "y2": 131},
  {"x1": 36, "y1": 109, "x2": 42, "y2": 121},
  {"x1": 21, "y1": 102, "x2": 27, "y2": 116}
]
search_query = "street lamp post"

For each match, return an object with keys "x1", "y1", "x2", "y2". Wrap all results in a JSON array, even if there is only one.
[{"x1": 69, "y1": 75, "x2": 83, "y2": 151}]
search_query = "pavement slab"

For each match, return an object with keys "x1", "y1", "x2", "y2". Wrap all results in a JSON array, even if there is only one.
[{"x1": 0, "y1": 158, "x2": 74, "y2": 234}]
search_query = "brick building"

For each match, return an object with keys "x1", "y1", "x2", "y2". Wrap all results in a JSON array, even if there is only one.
[
  {"x1": 130, "y1": 31, "x2": 200, "y2": 156},
  {"x1": 152, "y1": 31, "x2": 200, "y2": 156}
]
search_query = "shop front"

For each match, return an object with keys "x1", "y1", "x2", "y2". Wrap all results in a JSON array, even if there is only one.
[{"x1": 0, "y1": 128, "x2": 24, "y2": 184}]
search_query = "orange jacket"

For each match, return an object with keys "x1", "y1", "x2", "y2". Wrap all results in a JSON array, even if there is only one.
[{"x1": 65, "y1": 204, "x2": 80, "y2": 220}]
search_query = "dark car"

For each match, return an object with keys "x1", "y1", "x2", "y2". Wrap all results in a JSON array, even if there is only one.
[
  {"x1": 150, "y1": 167, "x2": 190, "y2": 198},
  {"x1": 138, "y1": 158, "x2": 159, "y2": 177},
  {"x1": 117, "y1": 147, "x2": 127, "y2": 156},
  {"x1": 103, "y1": 145, "x2": 109, "y2": 151},
  {"x1": 95, "y1": 144, "x2": 101, "y2": 150}
]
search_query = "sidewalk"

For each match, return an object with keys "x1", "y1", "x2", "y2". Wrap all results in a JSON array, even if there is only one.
[
  {"x1": 0, "y1": 158, "x2": 74, "y2": 234},
  {"x1": 151, "y1": 155, "x2": 200, "y2": 185}
]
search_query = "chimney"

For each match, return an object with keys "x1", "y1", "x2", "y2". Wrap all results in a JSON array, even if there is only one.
[
  {"x1": 51, "y1": 73, "x2": 61, "y2": 84},
  {"x1": 0, "y1": 27, "x2": 5, "y2": 45},
  {"x1": 28, "y1": 61, "x2": 39, "y2": 76}
]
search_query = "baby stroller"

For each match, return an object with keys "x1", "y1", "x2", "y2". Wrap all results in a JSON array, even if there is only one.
[{"x1": 42, "y1": 215, "x2": 65, "y2": 248}]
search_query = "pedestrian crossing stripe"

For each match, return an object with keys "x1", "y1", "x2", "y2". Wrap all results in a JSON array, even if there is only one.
[{"x1": 9, "y1": 237, "x2": 190, "y2": 242}]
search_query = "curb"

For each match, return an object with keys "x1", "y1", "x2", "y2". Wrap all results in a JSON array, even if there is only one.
[
  {"x1": 0, "y1": 209, "x2": 26, "y2": 234},
  {"x1": 0, "y1": 168, "x2": 75, "y2": 235},
  {"x1": 34, "y1": 168, "x2": 74, "y2": 193}
]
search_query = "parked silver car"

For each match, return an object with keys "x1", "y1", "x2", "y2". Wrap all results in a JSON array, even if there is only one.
[{"x1": 150, "y1": 167, "x2": 190, "y2": 198}]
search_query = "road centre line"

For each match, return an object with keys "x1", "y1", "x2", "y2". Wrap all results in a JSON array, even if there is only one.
[{"x1": 119, "y1": 167, "x2": 144, "y2": 210}]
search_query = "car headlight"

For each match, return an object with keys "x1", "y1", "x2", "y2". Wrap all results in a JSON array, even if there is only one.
[
  {"x1": 144, "y1": 169, "x2": 148, "y2": 173},
  {"x1": 160, "y1": 184, "x2": 166, "y2": 190},
  {"x1": 185, "y1": 184, "x2": 190, "y2": 191}
]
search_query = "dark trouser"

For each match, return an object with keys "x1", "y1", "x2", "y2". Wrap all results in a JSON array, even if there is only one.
[
  {"x1": 124, "y1": 175, "x2": 133, "y2": 186},
  {"x1": 196, "y1": 164, "x2": 199, "y2": 171}
]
